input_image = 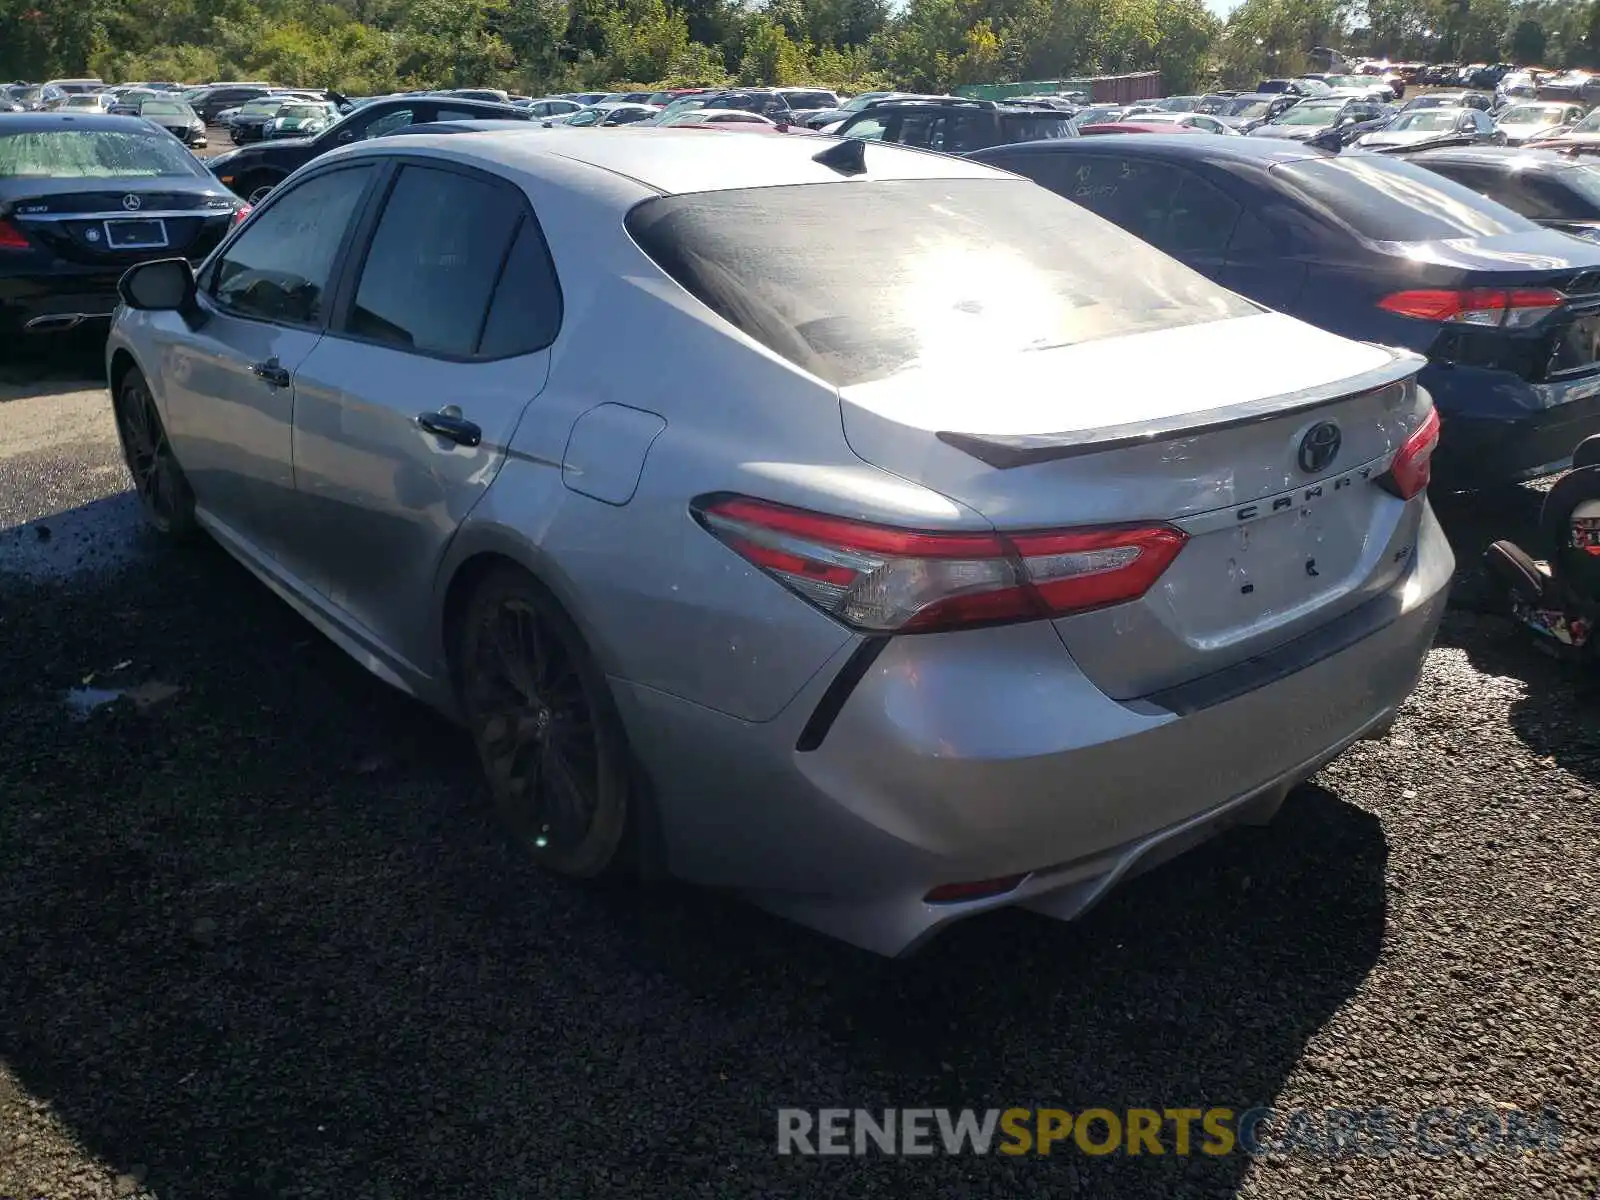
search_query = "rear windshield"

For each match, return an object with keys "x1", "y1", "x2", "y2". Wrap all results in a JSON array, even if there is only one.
[
  {"x1": 1390, "y1": 110, "x2": 1460, "y2": 131},
  {"x1": 1001, "y1": 114, "x2": 1075, "y2": 139},
  {"x1": 1276, "y1": 155, "x2": 1539, "y2": 241},
  {"x1": 625, "y1": 178, "x2": 1257, "y2": 388},
  {"x1": 0, "y1": 129, "x2": 203, "y2": 178}
]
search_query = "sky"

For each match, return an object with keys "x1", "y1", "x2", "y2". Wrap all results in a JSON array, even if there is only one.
[{"x1": 1205, "y1": 0, "x2": 1242, "y2": 18}]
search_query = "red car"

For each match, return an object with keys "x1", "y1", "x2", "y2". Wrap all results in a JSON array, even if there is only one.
[{"x1": 1077, "y1": 121, "x2": 1203, "y2": 136}]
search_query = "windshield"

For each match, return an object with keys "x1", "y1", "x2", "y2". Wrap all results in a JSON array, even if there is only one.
[
  {"x1": 278, "y1": 105, "x2": 326, "y2": 120},
  {"x1": 1222, "y1": 97, "x2": 1272, "y2": 119},
  {"x1": 1555, "y1": 164, "x2": 1600, "y2": 208},
  {"x1": 1392, "y1": 110, "x2": 1460, "y2": 132},
  {"x1": 141, "y1": 102, "x2": 191, "y2": 117},
  {"x1": 843, "y1": 92, "x2": 888, "y2": 111},
  {"x1": 1500, "y1": 105, "x2": 1568, "y2": 125},
  {"x1": 62, "y1": 95, "x2": 103, "y2": 109},
  {"x1": 0, "y1": 129, "x2": 203, "y2": 178},
  {"x1": 1276, "y1": 155, "x2": 1539, "y2": 241},
  {"x1": 625, "y1": 178, "x2": 1256, "y2": 388},
  {"x1": 1275, "y1": 103, "x2": 1343, "y2": 126},
  {"x1": 239, "y1": 100, "x2": 284, "y2": 116},
  {"x1": 1570, "y1": 109, "x2": 1600, "y2": 133},
  {"x1": 1194, "y1": 94, "x2": 1231, "y2": 114}
]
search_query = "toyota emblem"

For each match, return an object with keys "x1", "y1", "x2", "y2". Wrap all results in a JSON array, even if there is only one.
[
  {"x1": 1298, "y1": 421, "x2": 1342, "y2": 474},
  {"x1": 122, "y1": 194, "x2": 142, "y2": 211}
]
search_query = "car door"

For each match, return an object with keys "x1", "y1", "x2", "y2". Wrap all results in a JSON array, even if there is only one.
[
  {"x1": 288, "y1": 159, "x2": 561, "y2": 667},
  {"x1": 155, "y1": 163, "x2": 378, "y2": 570}
]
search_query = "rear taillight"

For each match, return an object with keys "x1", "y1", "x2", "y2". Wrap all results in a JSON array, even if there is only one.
[
  {"x1": 0, "y1": 218, "x2": 30, "y2": 250},
  {"x1": 695, "y1": 496, "x2": 1187, "y2": 634},
  {"x1": 1378, "y1": 287, "x2": 1565, "y2": 329},
  {"x1": 1378, "y1": 405, "x2": 1441, "y2": 500},
  {"x1": 231, "y1": 204, "x2": 252, "y2": 226}
]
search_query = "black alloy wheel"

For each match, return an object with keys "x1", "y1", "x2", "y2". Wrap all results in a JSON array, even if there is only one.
[{"x1": 459, "y1": 569, "x2": 631, "y2": 878}]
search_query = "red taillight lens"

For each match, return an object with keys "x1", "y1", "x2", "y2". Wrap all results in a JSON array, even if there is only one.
[
  {"x1": 695, "y1": 496, "x2": 1188, "y2": 634},
  {"x1": 925, "y1": 875, "x2": 1028, "y2": 904},
  {"x1": 1378, "y1": 406, "x2": 1441, "y2": 500},
  {"x1": 0, "y1": 218, "x2": 30, "y2": 250},
  {"x1": 1378, "y1": 287, "x2": 1564, "y2": 328},
  {"x1": 231, "y1": 203, "x2": 252, "y2": 226}
]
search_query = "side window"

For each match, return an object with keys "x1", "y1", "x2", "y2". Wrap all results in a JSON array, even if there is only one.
[
  {"x1": 1226, "y1": 208, "x2": 1281, "y2": 259},
  {"x1": 343, "y1": 164, "x2": 525, "y2": 358},
  {"x1": 436, "y1": 105, "x2": 506, "y2": 122},
  {"x1": 1060, "y1": 156, "x2": 1183, "y2": 244},
  {"x1": 211, "y1": 165, "x2": 373, "y2": 326},
  {"x1": 362, "y1": 108, "x2": 415, "y2": 139},
  {"x1": 842, "y1": 114, "x2": 887, "y2": 140},
  {"x1": 1159, "y1": 170, "x2": 1242, "y2": 255},
  {"x1": 895, "y1": 113, "x2": 944, "y2": 149},
  {"x1": 566, "y1": 110, "x2": 602, "y2": 127},
  {"x1": 477, "y1": 217, "x2": 563, "y2": 357},
  {"x1": 940, "y1": 114, "x2": 985, "y2": 152}
]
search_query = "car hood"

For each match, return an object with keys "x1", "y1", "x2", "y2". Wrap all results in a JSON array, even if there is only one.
[
  {"x1": 1529, "y1": 132, "x2": 1600, "y2": 149},
  {"x1": 1500, "y1": 122, "x2": 1565, "y2": 141},
  {"x1": 1357, "y1": 128, "x2": 1457, "y2": 146},
  {"x1": 1252, "y1": 123, "x2": 1324, "y2": 139},
  {"x1": 1368, "y1": 228, "x2": 1600, "y2": 271}
]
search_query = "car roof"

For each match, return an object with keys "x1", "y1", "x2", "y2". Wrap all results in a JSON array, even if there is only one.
[
  {"x1": 348, "y1": 127, "x2": 1004, "y2": 195},
  {"x1": 0, "y1": 112, "x2": 183, "y2": 134},
  {"x1": 974, "y1": 131, "x2": 1328, "y2": 165}
]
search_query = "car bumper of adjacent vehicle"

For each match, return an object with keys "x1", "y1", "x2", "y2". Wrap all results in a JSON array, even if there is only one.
[
  {"x1": 0, "y1": 271, "x2": 123, "y2": 334},
  {"x1": 1427, "y1": 363, "x2": 1600, "y2": 485},
  {"x1": 612, "y1": 502, "x2": 1453, "y2": 956}
]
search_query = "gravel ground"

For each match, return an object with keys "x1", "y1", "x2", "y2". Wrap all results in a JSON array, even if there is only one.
[{"x1": 1, "y1": 341, "x2": 1598, "y2": 1199}]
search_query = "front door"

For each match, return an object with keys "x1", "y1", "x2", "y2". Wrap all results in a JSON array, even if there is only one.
[
  {"x1": 289, "y1": 160, "x2": 562, "y2": 668},
  {"x1": 156, "y1": 162, "x2": 377, "y2": 567}
]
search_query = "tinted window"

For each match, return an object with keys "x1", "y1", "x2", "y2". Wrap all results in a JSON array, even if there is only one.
[
  {"x1": 1275, "y1": 156, "x2": 1539, "y2": 241},
  {"x1": 896, "y1": 112, "x2": 982, "y2": 151},
  {"x1": 436, "y1": 105, "x2": 517, "y2": 122},
  {"x1": 1164, "y1": 171, "x2": 1242, "y2": 253},
  {"x1": 626, "y1": 178, "x2": 1256, "y2": 388},
  {"x1": 1001, "y1": 114, "x2": 1074, "y2": 142},
  {"x1": 212, "y1": 166, "x2": 373, "y2": 325},
  {"x1": 477, "y1": 217, "x2": 563, "y2": 357},
  {"x1": 361, "y1": 108, "x2": 415, "y2": 138},
  {"x1": 345, "y1": 165, "x2": 524, "y2": 357},
  {"x1": 784, "y1": 91, "x2": 837, "y2": 108}
]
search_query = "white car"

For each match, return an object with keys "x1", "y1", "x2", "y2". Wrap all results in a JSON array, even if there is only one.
[
  {"x1": 1495, "y1": 102, "x2": 1587, "y2": 145},
  {"x1": 1123, "y1": 112, "x2": 1239, "y2": 134}
]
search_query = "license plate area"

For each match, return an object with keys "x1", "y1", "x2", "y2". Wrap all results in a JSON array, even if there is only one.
[
  {"x1": 103, "y1": 218, "x2": 167, "y2": 250},
  {"x1": 1548, "y1": 309, "x2": 1600, "y2": 377},
  {"x1": 1167, "y1": 479, "x2": 1389, "y2": 644}
]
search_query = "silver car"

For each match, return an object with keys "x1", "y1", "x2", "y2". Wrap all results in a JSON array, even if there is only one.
[{"x1": 105, "y1": 129, "x2": 1453, "y2": 955}]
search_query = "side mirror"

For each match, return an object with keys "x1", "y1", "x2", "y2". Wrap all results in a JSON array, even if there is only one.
[{"x1": 118, "y1": 258, "x2": 206, "y2": 328}]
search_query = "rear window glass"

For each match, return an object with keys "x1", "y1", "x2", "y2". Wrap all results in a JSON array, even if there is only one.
[
  {"x1": 1275, "y1": 155, "x2": 1539, "y2": 241},
  {"x1": 0, "y1": 130, "x2": 203, "y2": 178},
  {"x1": 625, "y1": 178, "x2": 1256, "y2": 388}
]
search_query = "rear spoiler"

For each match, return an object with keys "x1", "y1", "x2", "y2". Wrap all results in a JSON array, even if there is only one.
[{"x1": 936, "y1": 348, "x2": 1425, "y2": 469}]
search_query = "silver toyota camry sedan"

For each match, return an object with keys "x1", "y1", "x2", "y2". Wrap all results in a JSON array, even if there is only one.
[{"x1": 105, "y1": 128, "x2": 1453, "y2": 955}]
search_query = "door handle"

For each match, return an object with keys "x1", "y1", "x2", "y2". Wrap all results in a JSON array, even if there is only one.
[
  {"x1": 249, "y1": 358, "x2": 291, "y2": 387},
  {"x1": 417, "y1": 410, "x2": 482, "y2": 447}
]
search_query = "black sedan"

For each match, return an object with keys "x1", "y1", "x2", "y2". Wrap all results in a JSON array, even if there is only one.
[
  {"x1": 1406, "y1": 146, "x2": 1600, "y2": 244},
  {"x1": 206, "y1": 95, "x2": 533, "y2": 202},
  {"x1": 970, "y1": 134, "x2": 1600, "y2": 487},
  {"x1": 0, "y1": 114, "x2": 242, "y2": 337},
  {"x1": 131, "y1": 98, "x2": 207, "y2": 147}
]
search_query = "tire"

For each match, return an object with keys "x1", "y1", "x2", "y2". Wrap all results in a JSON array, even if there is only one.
[
  {"x1": 114, "y1": 366, "x2": 197, "y2": 539},
  {"x1": 239, "y1": 171, "x2": 283, "y2": 204},
  {"x1": 457, "y1": 566, "x2": 633, "y2": 878}
]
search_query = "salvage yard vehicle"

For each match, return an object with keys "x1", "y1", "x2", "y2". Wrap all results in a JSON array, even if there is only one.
[
  {"x1": 973, "y1": 134, "x2": 1600, "y2": 487},
  {"x1": 0, "y1": 113, "x2": 243, "y2": 337},
  {"x1": 1405, "y1": 146, "x2": 1600, "y2": 242},
  {"x1": 106, "y1": 129, "x2": 1450, "y2": 955},
  {"x1": 206, "y1": 95, "x2": 533, "y2": 202}
]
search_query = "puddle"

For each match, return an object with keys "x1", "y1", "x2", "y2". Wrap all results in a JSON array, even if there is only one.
[
  {"x1": 64, "y1": 686, "x2": 127, "y2": 719},
  {"x1": 63, "y1": 679, "x2": 182, "y2": 720}
]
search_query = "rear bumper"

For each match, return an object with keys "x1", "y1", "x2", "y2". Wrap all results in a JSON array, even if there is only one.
[
  {"x1": 613, "y1": 502, "x2": 1453, "y2": 956},
  {"x1": 0, "y1": 270, "x2": 121, "y2": 334},
  {"x1": 1427, "y1": 365, "x2": 1600, "y2": 485}
]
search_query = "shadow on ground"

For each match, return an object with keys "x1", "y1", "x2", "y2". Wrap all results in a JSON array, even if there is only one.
[{"x1": 0, "y1": 516, "x2": 1389, "y2": 1198}]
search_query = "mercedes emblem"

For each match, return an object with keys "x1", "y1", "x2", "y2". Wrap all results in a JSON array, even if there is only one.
[{"x1": 122, "y1": 194, "x2": 142, "y2": 211}]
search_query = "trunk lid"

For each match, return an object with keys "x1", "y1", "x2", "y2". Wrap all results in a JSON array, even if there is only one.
[
  {"x1": 4, "y1": 186, "x2": 235, "y2": 264},
  {"x1": 839, "y1": 312, "x2": 1429, "y2": 698}
]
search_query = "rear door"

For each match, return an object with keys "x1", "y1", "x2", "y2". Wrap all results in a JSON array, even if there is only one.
[{"x1": 289, "y1": 159, "x2": 561, "y2": 666}]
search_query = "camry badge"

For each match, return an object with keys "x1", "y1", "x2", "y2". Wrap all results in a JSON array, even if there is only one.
[{"x1": 1298, "y1": 421, "x2": 1342, "y2": 474}]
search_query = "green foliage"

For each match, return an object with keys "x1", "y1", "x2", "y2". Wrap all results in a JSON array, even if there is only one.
[{"x1": 11, "y1": 0, "x2": 1600, "y2": 103}]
